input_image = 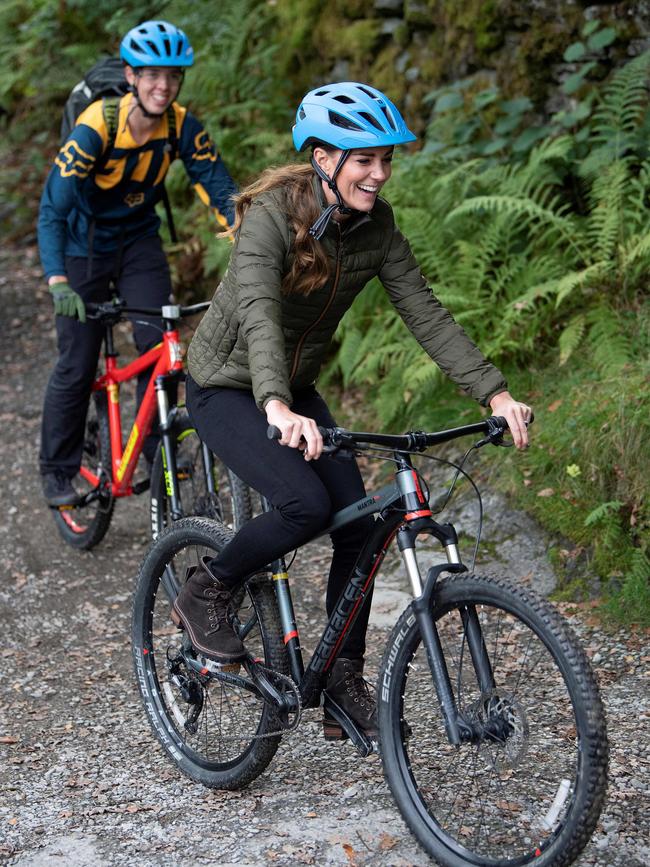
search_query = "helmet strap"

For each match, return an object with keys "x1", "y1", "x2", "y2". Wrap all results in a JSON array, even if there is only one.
[{"x1": 309, "y1": 150, "x2": 353, "y2": 240}]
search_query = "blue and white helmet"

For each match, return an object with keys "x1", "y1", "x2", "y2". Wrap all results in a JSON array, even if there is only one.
[
  {"x1": 293, "y1": 82, "x2": 416, "y2": 152},
  {"x1": 120, "y1": 20, "x2": 194, "y2": 68}
]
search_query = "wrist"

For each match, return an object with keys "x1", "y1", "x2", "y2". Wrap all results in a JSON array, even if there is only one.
[
  {"x1": 48, "y1": 276, "x2": 69, "y2": 287},
  {"x1": 489, "y1": 390, "x2": 511, "y2": 410}
]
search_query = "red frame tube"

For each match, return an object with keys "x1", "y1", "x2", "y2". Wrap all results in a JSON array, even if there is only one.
[{"x1": 79, "y1": 331, "x2": 184, "y2": 497}]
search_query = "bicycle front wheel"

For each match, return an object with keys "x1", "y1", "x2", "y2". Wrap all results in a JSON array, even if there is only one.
[
  {"x1": 52, "y1": 392, "x2": 115, "y2": 549},
  {"x1": 150, "y1": 411, "x2": 252, "y2": 537},
  {"x1": 132, "y1": 517, "x2": 289, "y2": 789},
  {"x1": 378, "y1": 573, "x2": 608, "y2": 867}
]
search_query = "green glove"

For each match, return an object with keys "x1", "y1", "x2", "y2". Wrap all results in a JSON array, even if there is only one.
[{"x1": 49, "y1": 281, "x2": 86, "y2": 323}]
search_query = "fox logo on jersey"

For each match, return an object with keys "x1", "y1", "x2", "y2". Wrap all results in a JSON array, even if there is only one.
[
  {"x1": 124, "y1": 192, "x2": 145, "y2": 207},
  {"x1": 55, "y1": 141, "x2": 96, "y2": 179},
  {"x1": 192, "y1": 130, "x2": 217, "y2": 162}
]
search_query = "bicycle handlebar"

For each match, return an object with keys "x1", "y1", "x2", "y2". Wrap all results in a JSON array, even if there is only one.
[
  {"x1": 85, "y1": 299, "x2": 210, "y2": 322},
  {"x1": 267, "y1": 414, "x2": 534, "y2": 453}
]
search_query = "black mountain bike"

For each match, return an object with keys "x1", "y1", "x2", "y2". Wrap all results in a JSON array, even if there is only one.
[{"x1": 132, "y1": 416, "x2": 608, "y2": 867}]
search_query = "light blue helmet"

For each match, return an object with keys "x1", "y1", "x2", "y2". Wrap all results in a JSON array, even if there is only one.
[
  {"x1": 293, "y1": 82, "x2": 416, "y2": 152},
  {"x1": 120, "y1": 20, "x2": 194, "y2": 68}
]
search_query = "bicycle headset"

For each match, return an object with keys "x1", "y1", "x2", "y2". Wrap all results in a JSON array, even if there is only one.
[
  {"x1": 120, "y1": 20, "x2": 194, "y2": 118},
  {"x1": 292, "y1": 82, "x2": 417, "y2": 239}
]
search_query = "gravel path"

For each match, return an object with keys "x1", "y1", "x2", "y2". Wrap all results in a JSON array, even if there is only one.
[{"x1": 1, "y1": 243, "x2": 648, "y2": 866}]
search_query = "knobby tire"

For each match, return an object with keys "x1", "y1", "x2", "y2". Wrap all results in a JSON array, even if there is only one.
[
  {"x1": 132, "y1": 517, "x2": 289, "y2": 789},
  {"x1": 378, "y1": 573, "x2": 608, "y2": 867}
]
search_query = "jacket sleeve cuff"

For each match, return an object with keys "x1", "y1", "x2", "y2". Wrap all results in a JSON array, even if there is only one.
[{"x1": 481, "y1": 386, "x2": 508, "y2": 408}]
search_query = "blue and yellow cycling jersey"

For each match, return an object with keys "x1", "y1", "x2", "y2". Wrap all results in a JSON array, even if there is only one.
[{"x1": 38, "y1": 93, "x2": 237, "y2": 278}]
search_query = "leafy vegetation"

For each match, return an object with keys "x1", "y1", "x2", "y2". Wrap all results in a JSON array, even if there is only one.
[
  {"x1": 0, "y1": 4, "x2": 647, "y2": 621},
  {"x1": 324, "y1": 48, "x2": 650, "y2": 623}
]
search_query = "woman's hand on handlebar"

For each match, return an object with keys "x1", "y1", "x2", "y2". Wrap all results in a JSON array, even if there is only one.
[
  {"x1": 489, "y1": 391, "x2": 533, "y2": 449},
  {"x1": 265, "y1": 399, "x2": 323, "y2": 461}
]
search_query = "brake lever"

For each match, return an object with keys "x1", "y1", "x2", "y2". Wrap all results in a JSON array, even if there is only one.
[{"x1": 473, "y1": 416, "x2": 510, "y2": 449}]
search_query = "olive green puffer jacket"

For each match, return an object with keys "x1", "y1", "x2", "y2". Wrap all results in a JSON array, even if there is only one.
[{"x1": 187, "y1": 176, "x2": 507, "y2": 410}]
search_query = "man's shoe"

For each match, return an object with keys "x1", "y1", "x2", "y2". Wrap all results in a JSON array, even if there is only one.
[
  {"x1": 171, "y1": 556, "x2": 247, "y2": 664},
  {"x1": 323, "y1": 657, "x2": 378, "y2": 740},
  {"x1": 42, "y1": 471, "x2": 82, "y2": 507}
]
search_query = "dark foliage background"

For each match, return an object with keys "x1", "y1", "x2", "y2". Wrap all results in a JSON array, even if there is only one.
[{"x1": 1, "y1": 0, "x2": 648, "y2": 621}]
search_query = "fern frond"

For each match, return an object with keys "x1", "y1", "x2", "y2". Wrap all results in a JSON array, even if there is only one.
[
  {"x1": 558, "y1": 314, "x2": 587, "y2": 365},
  {"x1": 590, "y1": 51, "x2": 650, "y2": 144},
  {"x1": 586, "y1": 160, "x2": 629, "y2": 261},
  {"x1": 586, "y1": 305, "x2": 633, "y2": 372},
  {"x1": 512, "y1": 263, "x2": 606, "y2": 309},
  {"x1": 584, "y1": 500, "x2": 624, "y2": 527},
  {"x1": 620, "y1": 229, "x2": 650, "y2": 268},
  {"x1": 445, "y1": 196, "x2": 581, "y2": 255}
]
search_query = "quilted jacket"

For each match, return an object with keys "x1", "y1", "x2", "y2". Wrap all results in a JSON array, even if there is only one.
[{"x1": 187, "y1": 175, "x2": 507, "y2": 410}]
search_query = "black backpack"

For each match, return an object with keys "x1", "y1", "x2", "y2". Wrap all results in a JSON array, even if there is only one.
[{"x1": 60, "y1": 56, "x2": 178, "y2": 241}]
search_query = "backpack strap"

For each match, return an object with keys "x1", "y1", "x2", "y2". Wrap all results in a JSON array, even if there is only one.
[{"x1": 162, "y1": 104, "x2": 178, "y2": 242}]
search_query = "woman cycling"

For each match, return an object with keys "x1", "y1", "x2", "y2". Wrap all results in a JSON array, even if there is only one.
[{"x1": 175, "y1": 82, "x2": 532, "y2": 740}]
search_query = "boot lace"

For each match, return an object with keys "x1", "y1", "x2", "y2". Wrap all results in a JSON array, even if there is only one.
[
  {"x1": 345, "y1": 670, "x2": 375, "y2": 713},
  {"x1": 204, "y1": 585, "x2": 232, "y2": 635}
]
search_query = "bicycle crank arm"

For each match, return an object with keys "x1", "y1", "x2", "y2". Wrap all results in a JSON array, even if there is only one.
[
  {"x1": 245, "y1": 657, "x2": 299, "y2": 715},
  {"x1": 322, "y1": 694, "x2": 375, "y2": 757}
]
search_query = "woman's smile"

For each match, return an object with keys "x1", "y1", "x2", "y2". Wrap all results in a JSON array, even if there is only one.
[{"x1": 316, "y1": 145, "x2": 394, "y2": 214}]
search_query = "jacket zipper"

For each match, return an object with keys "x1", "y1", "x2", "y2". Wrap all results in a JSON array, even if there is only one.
[{"x1": 289, "y1": 226, "x2": 342, "y2": 382}]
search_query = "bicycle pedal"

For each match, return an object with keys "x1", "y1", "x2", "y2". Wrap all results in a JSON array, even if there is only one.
[
  {"x1": 322, "y1": 697, "x2": 374, "y2": 756},
  {"x1": 323, "y1": 719, "x2": 349, "y2": 741}
]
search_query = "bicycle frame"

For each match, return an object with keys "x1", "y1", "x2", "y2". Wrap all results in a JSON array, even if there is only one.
[
  {"x1": 79, "y1": 321, "x2": 184, "y2": 498},
  {"x1": 264, "y1": 448, "x2": 494, "y2": 751}
]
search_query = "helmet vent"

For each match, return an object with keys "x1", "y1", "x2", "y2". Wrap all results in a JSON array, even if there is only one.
[
  {"x1": 357, "y1": 86, "x2": 376, "y2": 99},
  {"x1": 328, "y1": 111, "x2": 363, "y2": 131},
  {"x1": 333, "y1": 95, "x2": 355, "y2": 104},
  {"x1": 162, "y1": 37, "x2": 171, "y2": 56},
  {"x1": 299, "y1": 108, "x2": 306, "y2": 120},
  {"x1": 145, "y1": 39, "x2": 161, "y2": 57},
  {"x1": 315, "y1": 90, "x2": 330, "y2": 96},
  {"x1": 381, "y1": 106, "x2": 396, "y2": 130},
  {"x1": 358, "y1": 111, "x2": 384, "y2": 132}
]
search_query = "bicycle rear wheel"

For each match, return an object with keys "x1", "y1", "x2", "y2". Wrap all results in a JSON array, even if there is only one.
[
  {"x1": 52, "y1": 392, "x2": 114, "y2": 549},
  {"x1": 150, "y1": 411, "x2": 252, "y2": 537},
  {"x1": 378, "y1": 573, "x2": 608, "y2": 867},
  {"x1": 132, "y1": 517, "x2": 289, "y2": 789}
]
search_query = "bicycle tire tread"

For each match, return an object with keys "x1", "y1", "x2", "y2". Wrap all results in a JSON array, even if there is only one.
[{"x1": 378, "y1": 572, "x2": 608, "y2": 867}]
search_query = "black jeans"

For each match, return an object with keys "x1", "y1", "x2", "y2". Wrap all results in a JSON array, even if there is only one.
[
  {"x1": 40, "y1": 234, "x2": 172, "y2": 476},
  {"x1": 185, "y1": 377, "x2": 375, "y2": 658}
]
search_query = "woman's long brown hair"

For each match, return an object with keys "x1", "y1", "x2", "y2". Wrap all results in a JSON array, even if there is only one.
[{"x1": 221, "y1": 162, "x2": 330, "y2": 296}]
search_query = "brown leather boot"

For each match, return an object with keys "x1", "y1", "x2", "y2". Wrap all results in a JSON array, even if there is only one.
[
  {"x1": 323, "y1": 657, "x2": 378, "y2": 740},
  {"x1": 171, "y1": 556, "x2": 247, "y2": 664}
]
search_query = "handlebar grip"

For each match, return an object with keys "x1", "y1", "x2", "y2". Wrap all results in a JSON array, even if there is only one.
[{"x1": 266, "y1": 424, "x2": 332, "y2": 442}]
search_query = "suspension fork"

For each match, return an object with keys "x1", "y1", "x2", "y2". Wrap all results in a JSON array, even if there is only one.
[
  {"x1": 200, "y1": 441, "x2": 217, "y2": 498},
  {"x1": 398, "y1": 520, "x2": 477, "y2": 746},
  {"x1": 156, "y1": 375, "x2": 183, "y2": 521}
]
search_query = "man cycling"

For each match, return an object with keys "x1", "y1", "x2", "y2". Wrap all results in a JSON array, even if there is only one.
[{"x1": 38, "y1": 20, "x2": 236, "y2": 507}]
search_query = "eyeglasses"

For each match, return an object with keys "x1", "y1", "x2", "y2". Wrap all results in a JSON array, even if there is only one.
[{"x1": 136, "y1": 69, "x2": 184, "y2": 85}]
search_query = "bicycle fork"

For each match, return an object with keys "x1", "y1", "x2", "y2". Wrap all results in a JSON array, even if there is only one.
[
  {"x1": 398, "y1": 523, "x2": 497, "y2": 747},
  {"x1": 155, "y1": 376, "x2": 218, "y2": 522}
]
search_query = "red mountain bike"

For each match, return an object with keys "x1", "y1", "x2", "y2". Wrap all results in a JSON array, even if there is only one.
[{"x1": 52, "y1": 298, "x2": 251, "y2": 549}]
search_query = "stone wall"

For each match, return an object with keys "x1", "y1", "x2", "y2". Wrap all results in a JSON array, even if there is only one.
[{"x1": 276, "y1": 0, "x2": 650, "y2": 130}]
